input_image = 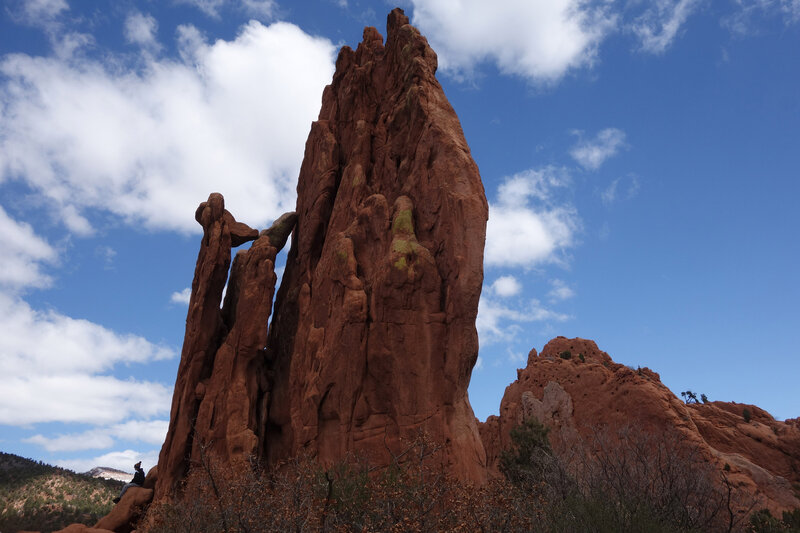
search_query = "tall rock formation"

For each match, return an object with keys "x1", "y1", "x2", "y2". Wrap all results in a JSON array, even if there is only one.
[
  {"x1": 155, "y1": 193, "x2": 295, "y2": 499},
  {"x1": 480, "y1": 337, "x2": 800, "y2": 515},
  {"x1": 264, "y1": 8, "x2": 488, "y2": 482},
  {"x1": 156, "y1": 8, "x2": 488, "y2": 499}
]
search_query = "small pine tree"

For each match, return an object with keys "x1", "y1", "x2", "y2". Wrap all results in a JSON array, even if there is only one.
[
  {"x1": 701, "y1": 393, "x2": 709, "y2": 404},
  {"x1": 743, "y1": 408, "x2": 752, "y2": 423}
]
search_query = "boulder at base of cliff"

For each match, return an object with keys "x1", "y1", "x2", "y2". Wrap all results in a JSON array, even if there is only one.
[{"x1": 93, "y1": 487, "x2": 153, "y2": 533}]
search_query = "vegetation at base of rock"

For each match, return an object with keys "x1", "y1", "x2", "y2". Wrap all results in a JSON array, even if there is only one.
[
  {"x1": 0, "y1": 451, "x2": 122, "y2": 532},
  {"x1": 497, "y1": 419, "x2": 757, "y2": 532},
  {"x1": 136, "y1": 426, "x2": 775, "y2": 532},
  {"x1": 749, "y1": 508, "x2": 800, "y2": 532}
]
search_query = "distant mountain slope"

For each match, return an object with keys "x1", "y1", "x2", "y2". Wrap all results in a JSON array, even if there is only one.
[
  {"x1": 84, "y1": 467, "x2": 133, "y2": 483},
  {"x1": 0, "y1": 451, "x2": 123, "y2": 532}
]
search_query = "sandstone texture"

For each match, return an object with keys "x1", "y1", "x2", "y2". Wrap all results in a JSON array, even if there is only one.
[
  {"x1": 480, "y1": 336, "x2": 800, "y2": 515},
  {"x1": 94, "y1": 487, "x2": 153, "y2": 533},
  {"x1": 264, "y1": 8, "x2": 488, "y2": 482},
  {"x1": 155, "y1": 193, "x2": 292, "y2": 499}
]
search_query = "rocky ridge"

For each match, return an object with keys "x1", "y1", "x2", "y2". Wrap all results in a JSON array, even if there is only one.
[{"x1": 480, "y1": 337, "x2": 800, "y2": 515}]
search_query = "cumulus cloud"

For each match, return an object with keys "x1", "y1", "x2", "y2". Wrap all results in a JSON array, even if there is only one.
[
  {"x1": 0, "y1": 294, "x2": 174, "y2": 425},
  {"x1": 632, "y1": 0, "x2": 700, "y2": 54},
  {"x1": 170, "y1": 287, "x2": 192, "y2": 305},
  {"x1": 0, "y1": 20, "x2": 336, "y2": 234},
  {"x1": 485, "y1": 167, "x2": 579, "y2": 268},
  {"x1": 410, "y1": 0, "x2": 616, "y2": 83},
  {"x1": 477, "y1": 296, "x2": 569, "y2": 345},
  {"x1": 570, "y1": 128, "x2": 627, "y2": 170},
  {"x1": 491, "y1": 276, "x2": 522, "y2": 297},
  {"x1": 25, "y1": 419, "x2": 169, "y2": 452},
  {"x1": 0, "y1": 206, "x2": 58, "y2": 290},
  {"x1": 56, "y1": 448, "x2": 160, "y2": 474},
  {"x1": 124, "y1": 12, "x2": 160, "y2": 52}
]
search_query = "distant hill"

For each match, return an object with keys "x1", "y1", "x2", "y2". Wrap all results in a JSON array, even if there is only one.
[
  {"x1": 84, "y1": 466, "x2": 133, "y2": 483},
  {"x1": 0, "y1": 451, "x2": 123, "y2": 532}
]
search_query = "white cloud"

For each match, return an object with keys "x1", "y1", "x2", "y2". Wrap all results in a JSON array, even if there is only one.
[
  {"x1": 497, "y1": 166, "x2": 570, "y2": 206},
  {"x1": 241, "y1": 0, "x2": 277, "y2": 19},
  {"x1": 486, "y1": 168, "x2": 579, "y2": 268},
  {"x1": 570, "y1": 128, "x2": 627, "y2": 170},
  {"x1": 0, "y1": 293, "x2": 174, "y2": 425},
  {"x1": 632, "y1": 0, "x2": 700, "y2": 54},
  {"x1": 548, "y1": 279, "x2": 575, "y2": 301},
  {"x1": 477, "y1": 296, "x2": 568, "y2": 345},
  {"x1": 19, "y1": 0, "x2": 68, "y2": 24},
  {"x1": 491, "y1": 275, "x2": 522, "y2": 297},
  {"x1": 410, "y1": 0, "x2": 616, "y2": 83},
  {"x1": 177, "y1": 0, "x2": 276, "y2": 19},
  {"x1": 56, "y1": 448, "x2": 160, "y2": 474},
  {"x1": 124, "y1": 12, "x2": 160, "y2": 52},
  {"x1": 724, "y1": 0, "x2": 800, "y2": 34},
  {"x1": 0, "y1": 20, "x2": 336, "y2": 234},
  {"x1": 25, "y1": 419, "x2": 169, "y2": 452},
  {"x1": 601, "y1": 175, "x2": 640, "y2": 205},
  {"x1": 0, "y1": 206, "x2": 57, "y2": 290},
  {"x1": 170, "y1": 287, "x2": 192, "y2": 305}
]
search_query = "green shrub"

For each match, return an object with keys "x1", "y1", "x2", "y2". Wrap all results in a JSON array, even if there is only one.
[
  {"x1": 559, "y1": 350, "x2": 572, "y2": 360},
  {"x1": 744, "y1": 408, "x2": 752, "y2": 423}
]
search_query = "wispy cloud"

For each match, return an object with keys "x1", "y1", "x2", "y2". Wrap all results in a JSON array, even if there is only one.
[
  {"x1": 0, "y1": 206, "x2": 57, "y2": 290},
  {"x1": 570, "y1": 128, "x2": 627, "y2": 171},
  {"x1": 25, "y1": 420, "x2": 168, "y2": 452},
  {"x1": 477, "y1": 296, "x2": 569, "y2": 345},
  {"x1": 124, "y1": 11, "x2": 161, "y2": 52},
  {"x1": 631, "y1": 0, "x2": 700, "y2": 54},
  {"x1": 56, "y1": 448, "x2": 160, "y2": 474},
  {"x1": 547, "y1": 279, "x2": 575, "y2": 302}
]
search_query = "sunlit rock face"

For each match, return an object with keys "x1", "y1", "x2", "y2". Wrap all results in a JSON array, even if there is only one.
[
  {"x1": 480, "y1": 336, "x2": 800, "y2": 515},
  {"x1": 264, "y1": 8, "x2": 488, "y2": 483},
  {"x1": 155, "y1": 8, "x2": 489, "y2": 499}
]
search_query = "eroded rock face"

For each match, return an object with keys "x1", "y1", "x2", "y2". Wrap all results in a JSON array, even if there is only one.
[
  {"x1": 264, "y1": 8, "x2": 488, "y2": 481},
  {"x1": 155, "y1": 193, "x2": 293, "y2": 499},
  {"x1": 480, "y1": 336, "x2": 800, "y2": 515}
]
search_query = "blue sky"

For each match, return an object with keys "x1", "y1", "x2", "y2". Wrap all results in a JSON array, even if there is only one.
[{"x1": 1, "y1": 0, "x2": 798, "y2": 474}]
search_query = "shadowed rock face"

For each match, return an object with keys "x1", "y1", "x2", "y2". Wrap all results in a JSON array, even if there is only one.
[
  {"x1": 155, "y1": 193, "x2": 292, "y2": 499},
  {"x1": 480, "y1": 336, "x2": 800, "y2": 515},
  {"x1": 264, "y1": 8, "x2": 488, "y2": 481}
]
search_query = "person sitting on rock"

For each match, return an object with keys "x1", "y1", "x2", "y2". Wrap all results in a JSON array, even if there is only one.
[{"x1": 113, "y1": 461, "x2": 145, "y2": 503}]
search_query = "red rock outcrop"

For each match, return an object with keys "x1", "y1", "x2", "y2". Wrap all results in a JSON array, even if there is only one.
[
  {"x1": 155, "y1": 193, "x2": 294, "y2": 499},
  {"x1": 263, "y1": 8, "x2": 488, "y2": 482},
  {"x1": 480, "y1": 336, "x2": 800, "y2": 515},
  {"x1": 154, "y1": 7, "x2": 487, "y2": 500}
]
